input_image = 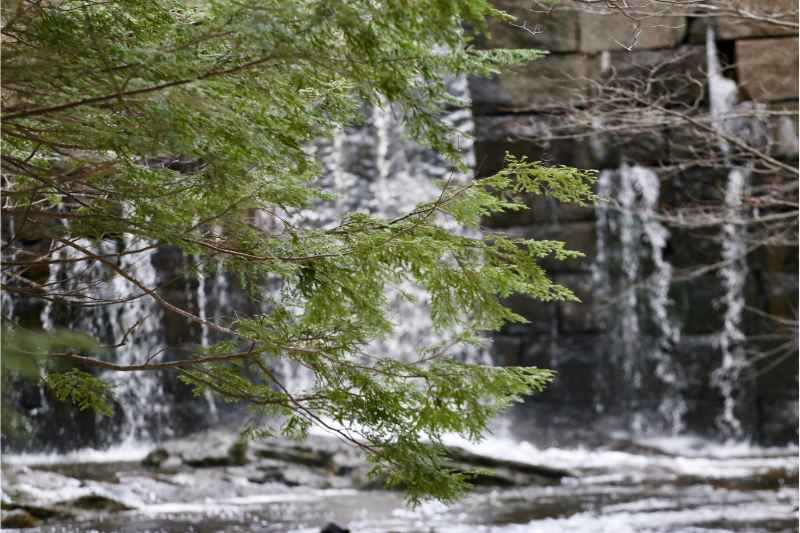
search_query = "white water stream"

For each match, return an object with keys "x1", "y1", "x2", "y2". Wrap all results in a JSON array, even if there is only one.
[
  {"x1": 276, "y1": 77, "x2": 487, "y2": 393},
  {"x1": 594, "y1": 164, "x2": 685, "y2": 434},
  {"x1": 705, "y1": 28, "x2": 751, "y2": 438}
]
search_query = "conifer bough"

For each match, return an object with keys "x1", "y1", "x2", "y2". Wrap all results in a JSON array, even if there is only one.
[{"x1": 1, "y1": 0, "x2": 596, "y2": 502}]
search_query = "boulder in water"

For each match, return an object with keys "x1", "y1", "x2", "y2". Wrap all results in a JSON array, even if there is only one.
[
  {"x1": 1, "y1": 509, "x2": 39, "y2": 529},
  {"x1": 142, "y1": 447, "x2": 169, "y2": 467},
  {"x1": 141, "y1": 430, "x2": 240, "y2": 468},
  {"x1": 54, "y1": 494, "x2": 134, "y2": 512},
  {"x1": 444, "y1": 446, "x2": 576, "y2": 486},
  {"x1": 320, "y1": 523, "x2": 350, "y2": 533},
  {"x1": 249, "y1": 436, "x2": 337, "y2": 469}
]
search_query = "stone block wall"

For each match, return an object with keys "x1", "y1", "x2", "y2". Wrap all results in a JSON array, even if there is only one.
[{"x1": 474, "y1": 2, "x2": 799, "y2": 444}]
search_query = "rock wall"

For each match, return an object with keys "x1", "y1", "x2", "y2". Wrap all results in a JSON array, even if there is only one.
[{"x1": 474, "y1": 2, "x2": 799, "y2": 444}]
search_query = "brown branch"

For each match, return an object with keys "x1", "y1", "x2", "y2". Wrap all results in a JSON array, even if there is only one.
[
  {"x1": 46, "y1": 347, "x2": 259, "y2": 371},
  {"x1": 57, "y1": 237, "x2": 241, "y2": 338},
  {"x1": 3, "y1": 55, "x2": 281, "y2": 121}
]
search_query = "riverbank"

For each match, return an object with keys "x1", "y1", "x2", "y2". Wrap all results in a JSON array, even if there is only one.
[{"x1": 2, "y1": 432, "x2": 796, "y2": 532}]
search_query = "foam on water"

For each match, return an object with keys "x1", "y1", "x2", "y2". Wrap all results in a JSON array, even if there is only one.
[
  {"x1": 3, "y1": 442, "x2": 151, "y2": 465},
  {"x1": 140, "y1": 489, "x2": 359, "y2": 515},
  {"x1": 441, "y1": 433, "x2": 798, "y2": 480},
  {"x1": 277, "y1": 76, "x2": 485, "y2": 392},
  {"x1": 465, "y1": 501, "x2": 796, "y2": 533}
]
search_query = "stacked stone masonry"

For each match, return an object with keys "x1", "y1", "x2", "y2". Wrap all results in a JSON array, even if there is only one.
[{"x1": 475, "y1": 1, "x2": 799, "y2": 443}]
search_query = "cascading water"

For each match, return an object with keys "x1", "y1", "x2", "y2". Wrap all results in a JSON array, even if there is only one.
[
  {"x1": 713, "y1": 167, "x2": 750, "y2": 437},
  {"x1": 2, "y1": 74, "x2": 482, "y2": 448},
  {"x1": 3, "y1": 15, "x2": 797, "y2": 533},
  {"x1": 588, "y1": 29, "x2": 770, "y2": 439},
  {"x1": 194, "y1": 255, "x2": 218, "y2": 421},
  {"x1": 108, "y1": 228, "x2": 168, "y2": 443},
  {"x1": 36, "y1": 213, "x2": 168, "y2": 444},
  {"x1": 276, "y1": 77, "x2": 487, "y2": 393},
  {"x1": 706, "y1": 27, "x2": 751, "y2": 439},
  {"x1": 0, "y1": 193, "x2": 172, "y2": 449},
  {"x1": 593, "y1": 164, "x2": 684, "y2": 434},
  {"x1": 3, "y1": 30, "x2": 780, "y2": 449}
]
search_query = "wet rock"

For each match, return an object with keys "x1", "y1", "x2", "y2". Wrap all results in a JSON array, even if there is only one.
[
  {"x1": 1, "y1": 509, "x2": 39, "y2": 529},
  {"x1": 489, "y1": 335, "x2": 524, "y2": 367},
  {"x1": 320, "y1": 523, "x2": 350, "y2": 533},
  {"x1": 556, "y1": 273, "x2": 605, "y2": 333},
  {"x1": 470, "y1": 53, "x2": 598, "y2": 113},
  {"x1": 142, "y1": 430, "x2": 240, "y2": 468},
  {"x1": 182, "y1": 432, "x2": 240, "y2": 467},
  {"x1": 281, "y1": 465, "x2": 334, "y2": 489},
  {"x1": 136, "y1": 429, "x2": 582, "y2": 492},
  {"x1": 249, "y1": 437, "x2": 337, "y2": 469},
  {"x1": 606, "y1": 439, "x2": 681, "y2": 457},
  {"x1": 2, "y1": 464, "x2": 135, "y2": 519},
  {"x1": 444, "y1": 446, "x2": 575, "y2": 487},
  {"x1": 3, "y1": 503, "x2": 76, "y2": 522},
  {"x1": 142, "y1": 448, "x2": 169, "y2": 467},
  {"x1": 245, "y1": 463, "x2": 286, "y2": 485},
  {"x1": 676, "y1": 467, "x2": 800, "y2": 491},
  {"x1": 500, "y1": 294, "x2": 557, "y2": 334},
  {"x1": 54, "y1": 494, "x2": 134, "y2": 512},
  {"x1": 508, "y1": 221, "x2": 597, "y2": 273},
  {"x1": 2, "y1": 466, "x2": 83, "y2": 506}
]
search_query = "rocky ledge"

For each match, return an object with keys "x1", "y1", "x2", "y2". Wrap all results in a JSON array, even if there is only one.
[{"x1": 1, "y1": 430, "x2": 575, "y2": 530}]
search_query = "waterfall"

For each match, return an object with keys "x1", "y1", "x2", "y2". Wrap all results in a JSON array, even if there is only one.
[
  {"x1": 706, "y1": 28, "x2": 750, "y2": 439},
  {"x1": 1, "y1": 72, "x2": 486, "y2": 450},
  {"x1": 275, "y1": 76, "x2": 485, "y2": 393},
  {"x1": 631, "y1": 167, "x2": 685, "y2": 434},
  {"x1": 194, "y1": 255, "x2": 218, "y2": 421},
  {"x1": 706, "y1": 29, "x2": 738, "y2": 156},
  {"x1": 586, "y1": 28, "x2": 767, "y2": 439},
  {"x1": 713, "y1": 167, "x2": 750, "y2": 438},
  {"x1": 594, "y1": 164, "x2": 684, "y2": 434},
  {"x1": 0, "y1": 213, "x2": 15, "y2": 321},
  {"x1": 24, "y1": 202, "x2": 167, "y2": 445},
  {"x1": 109, "y1": 230, "x2": 167, "y2": 443}
]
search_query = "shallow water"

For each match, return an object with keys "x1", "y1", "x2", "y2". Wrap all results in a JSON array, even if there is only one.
[{"x1": 5, "y1": 436, "x2": 797, "y2": 533}]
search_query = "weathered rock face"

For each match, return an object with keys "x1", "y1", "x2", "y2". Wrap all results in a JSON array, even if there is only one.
[
  {"x1": 577, "y1": 13, "x2": 686, "y2": 53},
  {"x1": 470, "y1": 53, "x2": 599, "y2": 111},
  {"x1": 480, "y1": 0, "x2": 580, "y2": 53},
  {"x1": 736, "y1": 37, "x2": 800, "y2": 102},
  {"x1": 716, "y1": 0, "x2": 799, "y2": 39},
  {"x1": 481, "y1": 2, "x2": 687, "y2": 53},
  {"x1": 475, "y1": 3, "x2": 798, "y2": 445}
]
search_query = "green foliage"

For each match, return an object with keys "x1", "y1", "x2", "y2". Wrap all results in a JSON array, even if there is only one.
[
  {"x1": 1, "y1": 326, "x2": 113, "y2": 417},
  {"x1": 45, "y1": 369, "x2": 114, "y2": 417},
  {"x1": 1, "y1": 326, "x2": 100, "y2": 377},
  {"x1": 2, "y1": 0, "x2": 596, "y2": 502}
]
